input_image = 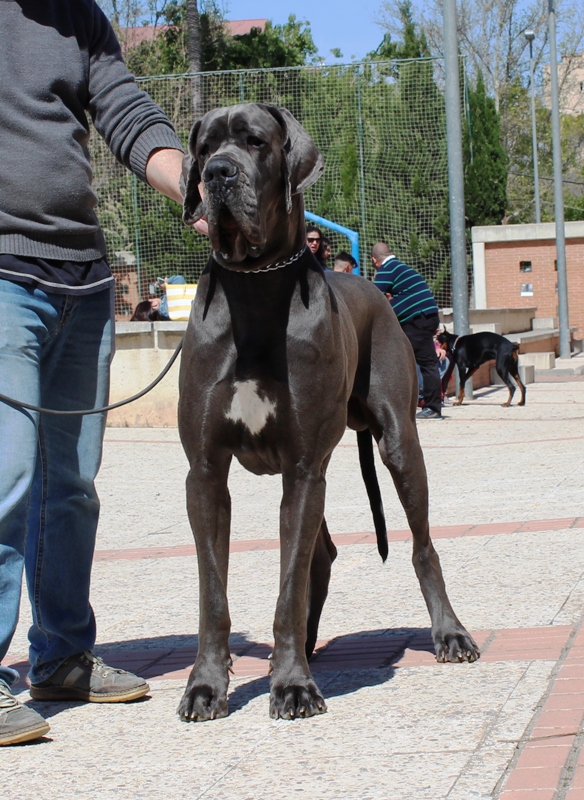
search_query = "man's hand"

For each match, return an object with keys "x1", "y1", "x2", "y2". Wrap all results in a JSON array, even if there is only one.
[{"x1": 194, "y1": 217, "x2": 209, "y2": 237}]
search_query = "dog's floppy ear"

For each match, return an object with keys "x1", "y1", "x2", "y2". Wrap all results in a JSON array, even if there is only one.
[
  {"x1": 262, "y1": 105, "x2": 324, "y2": 213},
  {"x1": 182, "y1": 120, "x2": 204, "y2": 225}
]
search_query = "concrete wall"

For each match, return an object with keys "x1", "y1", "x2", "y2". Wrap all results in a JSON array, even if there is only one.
[
  {"x1": 440, "y1": 307, "x2": 537, "y2": 335},
  {"x1": 471, "y1": 221, "x2": 584, "y2": 340},
  {"x1": 108, "y1": 322, "x2": 186, "y2": 427}
]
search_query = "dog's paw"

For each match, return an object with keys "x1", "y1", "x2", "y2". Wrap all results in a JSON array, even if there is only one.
[
  {"x1": 269, "y1": 681, "x2": 327, "y2": 720},
  {"x1": 177, "y1": 682, "x2": 228, "y2": 722},
  {"x1": 434, "y1": 630, "x2": 480, "y2": 663}
]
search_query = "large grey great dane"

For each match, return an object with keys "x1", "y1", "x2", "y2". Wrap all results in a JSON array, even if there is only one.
[{"x1": 177, "y1": 103, "x2": 479, "y2": 722}]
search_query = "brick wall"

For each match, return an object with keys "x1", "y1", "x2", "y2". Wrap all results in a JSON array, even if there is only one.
[{"x1": 484, "y1": 238, "x2": 584, "y2": 339}]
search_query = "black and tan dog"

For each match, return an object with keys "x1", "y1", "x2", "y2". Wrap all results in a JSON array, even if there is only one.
[
  {"x1": 177, "y1": 103, "x2": 479, "y2": 722},
  {"x1": 437, "y1": 329, "x2": 526, "y2": 407}
]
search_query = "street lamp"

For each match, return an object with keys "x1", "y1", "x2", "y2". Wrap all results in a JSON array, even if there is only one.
[{"x1": 524, "y1": 30, "x2": 541, "y2": 224}]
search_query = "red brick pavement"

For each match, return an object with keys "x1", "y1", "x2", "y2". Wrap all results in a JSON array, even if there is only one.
[{"x1": 93, "y1": 515, "x2": 584, "y2": 562}]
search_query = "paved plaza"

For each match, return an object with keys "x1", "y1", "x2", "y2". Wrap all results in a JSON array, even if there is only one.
[{"x1": 4, "y1": 375, "x2": 584, "y2": 799}]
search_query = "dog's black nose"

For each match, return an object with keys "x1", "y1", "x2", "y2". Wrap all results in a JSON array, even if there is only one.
[{"x1": 204, "y1": 157, "x2": 239, "y2": 190}]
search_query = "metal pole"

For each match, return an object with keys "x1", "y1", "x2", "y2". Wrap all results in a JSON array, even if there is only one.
[
  {"x1": 443, "y1": 0, "x2": 471, "y2": 395},
  {"x1": 525, "y1": 31, "x2": 541, "y2": 223},
  {"x1": 548, "y1": 0, "x2": 571, "y2": 358},
  {"x1": 356, "y1": 65, "x2": 368, "y2": 277}
]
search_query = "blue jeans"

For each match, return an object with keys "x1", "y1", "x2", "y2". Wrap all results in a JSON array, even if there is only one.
[{"x1": 0, "y1": 280, "x2": 113, "y2": 686}]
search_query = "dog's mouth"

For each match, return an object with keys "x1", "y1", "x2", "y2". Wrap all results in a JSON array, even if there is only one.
[{"x1": 207, "y1": 203, "x2": 264, "y2": 265}]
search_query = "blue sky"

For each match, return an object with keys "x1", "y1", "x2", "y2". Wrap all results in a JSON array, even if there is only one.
[{"x1": 223, "y1": 0, "x2": 385, "y2": 63}]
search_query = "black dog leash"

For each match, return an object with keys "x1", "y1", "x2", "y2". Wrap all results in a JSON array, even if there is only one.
[{"x1": 0, "y1": 337, "x2": 184, "y2": 416}]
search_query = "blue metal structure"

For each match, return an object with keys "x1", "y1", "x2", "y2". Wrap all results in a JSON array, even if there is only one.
[{"x1": 304, "y1": 211, "x2": 360, "y2": 274}]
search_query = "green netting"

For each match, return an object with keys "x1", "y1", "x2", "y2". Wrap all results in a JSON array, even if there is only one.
[{"x1": 89, "y1": 60, "x2": 453, "y2": 318}]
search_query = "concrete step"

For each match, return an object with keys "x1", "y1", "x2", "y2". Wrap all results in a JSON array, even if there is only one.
[
  {"x1": 536, "y1": 354, "x2": 584, "y2": 377},
  {"x1": 519, "y1": 352, "x2": 556, "y2": 370},
  {"x1": 532, "y1": 317, "x2": 559, "y2": 330}
]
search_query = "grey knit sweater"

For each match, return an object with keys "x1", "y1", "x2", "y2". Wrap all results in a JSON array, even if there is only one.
[{"x1": 0, "y1": 0, "x2": 183, "y2": 262}]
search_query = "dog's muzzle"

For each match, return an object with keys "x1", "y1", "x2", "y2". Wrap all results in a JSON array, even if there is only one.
[{"x1": 204, "y1": 157, "x2": 239, "y2": 201}]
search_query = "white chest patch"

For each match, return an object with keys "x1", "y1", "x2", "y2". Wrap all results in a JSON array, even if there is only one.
[{"x1": 225, "y1": 380, "x2": 276, "y2": 435}]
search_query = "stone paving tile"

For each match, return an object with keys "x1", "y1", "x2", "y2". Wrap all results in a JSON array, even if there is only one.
[{"x1": 5, "y1": 379, "x2": 584, "y2": 799}]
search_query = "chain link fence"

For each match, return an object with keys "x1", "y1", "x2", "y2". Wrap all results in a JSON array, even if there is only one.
[{"x1": 89, "y1": 60, "x2": 454, "y2": 318}]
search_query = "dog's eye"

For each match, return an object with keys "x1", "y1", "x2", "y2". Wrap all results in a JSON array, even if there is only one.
[
  {"x1": 247, "y1": 135, "x2": 265, "y2": 149},
  {"x1": 198, "y1": 143, "x2": 209, "y2": 158}
]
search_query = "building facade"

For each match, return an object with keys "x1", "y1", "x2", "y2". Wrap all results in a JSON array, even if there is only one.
[{"x1": 472, "y1": 221, "x2": 584, "y2": 340}]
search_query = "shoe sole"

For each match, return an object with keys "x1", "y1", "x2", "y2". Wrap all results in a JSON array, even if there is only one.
[
  {"x1": 0, "y1": 719, "x2": 50, "y2": 745},
  {"x1": 29, "y1": 683, "x2": 150, "y2": 703}
]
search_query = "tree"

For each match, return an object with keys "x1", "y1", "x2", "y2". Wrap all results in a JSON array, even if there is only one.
[
  {"x1": 463, "y1": 71, "x2": 508, "y2": 227},
  {"x1": 376, "y1": 0, "x2": 584, "y2": 113},
  {"x1": 123, "y1": 3, "x2": 318, "y2": 77},
  {"x1": 376, "y1": 0, "x2": 584, "y2": 225},
  {"x1": 219, "y1": 17, "x2": 318, "y2": 70},
  {"x1": 362, "y1": 3, "x2": 453, "y2": 294},
  {"x1": 368, "y1": 0, "x2": 430, "y2": 61}
]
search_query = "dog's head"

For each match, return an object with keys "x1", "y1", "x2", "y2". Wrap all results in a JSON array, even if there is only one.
[
  {"x1": 181, "y1": 103, "x2": 323, "y2": 270},
  {"x1": 436, "y1": 329, "x2": 456, "y2": 351}
]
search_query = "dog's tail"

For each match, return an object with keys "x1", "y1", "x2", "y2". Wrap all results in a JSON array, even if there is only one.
[{"x1": 357, "y1": 428, "x2": 389, "y2": 562}]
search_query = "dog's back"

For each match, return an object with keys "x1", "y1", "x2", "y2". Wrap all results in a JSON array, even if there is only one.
[{"x1": 456, "y1": 331, "x2": 518, "y2": 365}]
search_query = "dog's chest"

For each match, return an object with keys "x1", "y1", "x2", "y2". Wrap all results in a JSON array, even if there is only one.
[{"x1": 225, "y1": 379, "x2": 276, "y2": 436}]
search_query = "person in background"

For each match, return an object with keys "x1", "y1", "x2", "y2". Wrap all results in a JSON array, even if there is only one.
[
  {"x1": 131, "y1": 274, "x2": 187, "y2": 321},
  {"x1": 158, "y1": 274, "x2": 186, "y2": 319},
  {"x1": 319, "y1": 235, "x2": 332, "y2": 268},
  {"x1": 306, "y1": 225, "x2": 322, "y2": 258},
  {"x1": 371, "y1": 242, "x2": 442, "y2": 420},
  {"x1": 130, "y1": 299, "x2": 162, "y2": 321},
  {"x1": 333, "y1": 251, "x2": 357, "y2": 273},
  {"x1": 416, "y1": 335, "x2": 452, "y2": 408},
  {"x1": 0, "y1": 0, "x2": 189, "y2": 746}
]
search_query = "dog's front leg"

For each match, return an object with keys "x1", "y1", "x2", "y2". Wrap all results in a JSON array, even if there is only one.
[
  {"x1": 270, "y1": 469, "x2": 328, "y2": 720},
  {"x1": 178, "y1": 456, "x2": 233, "y2": 722}
]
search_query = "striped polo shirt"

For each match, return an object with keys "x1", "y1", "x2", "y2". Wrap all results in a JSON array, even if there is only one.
[{"x1": 373, "y1": 255, "x2": 438, "y2": 323}]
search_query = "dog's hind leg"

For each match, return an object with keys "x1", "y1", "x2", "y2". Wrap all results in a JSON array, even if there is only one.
[
  {"x1": 495, "y1": 354, "x2": 518, "y2": 407},
  {"x1": 500, "y1": 350, "x2": 526, "y2": 406},
  {"x1": 375, "y1": 416, "x2": 480, "y2": 663},
  {"x1": 306, "y1": 517, "x2": 337, "y2": 660},
  {"x1": 177, "y1": 455, "x2": 233, "y2": 722}
]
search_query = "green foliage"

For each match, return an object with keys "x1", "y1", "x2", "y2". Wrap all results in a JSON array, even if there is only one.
[
  {"x1": 220, "y1": 17, "x2": 318, "y2": 70},
  {"x1": 340, "y1": 140, "x2": 358, "y2": 202},
  {"x1": 463, "y1": 71, "x2": 508, "y2": 227},
  {"x1": 368, "y1": 1, "x2": 430, "y2": 61},
  {"x1": 124, "y1": 3, "x2": 317, "y2": 77},
  {"x1": 124, "y1": 2, "x2": 189, "y2": 75}
]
